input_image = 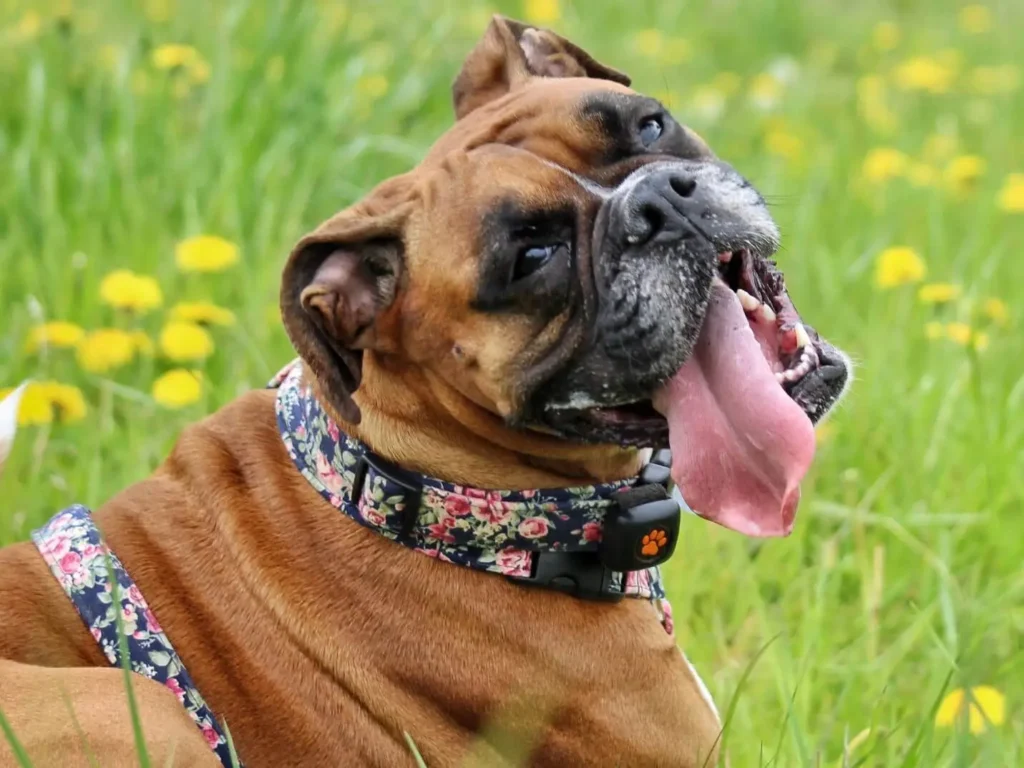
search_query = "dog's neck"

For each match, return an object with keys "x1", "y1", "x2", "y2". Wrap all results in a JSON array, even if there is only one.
[{"x1": 314, "y1": 356, "x2": 645, "y2": 489}]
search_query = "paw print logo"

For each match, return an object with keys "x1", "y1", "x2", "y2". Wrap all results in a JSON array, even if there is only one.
[{"x1": 640, "y1": 528, "x2": 669, "y2": 558}]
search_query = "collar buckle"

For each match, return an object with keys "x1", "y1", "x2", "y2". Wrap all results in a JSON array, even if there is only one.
[
  {"x1": 599, "y1": 449, "x2": 680, "y2": 573},
  {"x1": 351, "y1": 450, "x2": 423, "y2": 539},
  {"x1": 507, "y1": 449, "x2": 678, "y2": 602}
]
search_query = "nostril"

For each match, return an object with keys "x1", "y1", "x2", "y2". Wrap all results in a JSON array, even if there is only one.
[
  {"x1": 640, "y1": 202, "x2": 665, "y2": 235},
  {"x1": 669, "y1": 176, "x2": 697, "y2": 198}
]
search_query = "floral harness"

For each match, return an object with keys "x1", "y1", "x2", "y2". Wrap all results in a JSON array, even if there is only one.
[{"x1": 31, "y1": 359, "x2": 684, "y2": 765}]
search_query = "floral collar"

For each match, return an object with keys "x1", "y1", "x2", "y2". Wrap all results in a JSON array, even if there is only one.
[{"x1": 271, "y1": 360, "x2": 682, "y2": 601}]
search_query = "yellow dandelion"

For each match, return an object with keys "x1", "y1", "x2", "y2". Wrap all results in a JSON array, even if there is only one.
[
  {"x1": 908, "y1": 163, "x2": 939, "y2": 187},
  {"x1": 76, "y1": 329, "x2": 137, "y2": 373},
  {"x1": 857, "y1": 76, "x2": 898, "y2": 134},
  {"x1": 152, "y1": 369, "x2": 203, "y2": 409},
  {"x1": 0, "y1": 382, "x2": 88, "y2": 426},
  {"x1": 151, "y1": 44, "x2": 210, "y2": 86},
  {"x1": 160, "y1": 321, "x2": 214, "y2": 362},
  {"x1": 872, "y1": 21, "x2": 901, "y2": 51},
  {"x1": 749, "y1": 73, "x2": 783, "y2": 110},
  {"x1": 876, "y1": 246, "x2": 926, "y2": 288},
  {"x1": 918, "y1": 283, "x2": 962, "y2": 304},
  {"x1": 945, "y1": 322, "x2": 973, "y2": 345},
  {"x1": 924, "y1": 321, "x2": 945, "y2": 340},
  {"x1": 170, "y1": 301, "x2": 236, "y2": 327},
  {"x1": 764, "y1": 129, "x2": 804, "y2": 162},
  {"x1": 12, "y1": 11, "x2": 41, "y2": 42},
  {"x1": 712, "y1": 72, "x2": 742, "y2": 96},
  {"x1": 24, "y1": 321, "x2": 85, "y2": 353},
  {"x1": 973, "y1": 331, "x2": 990, "y2": 351},
  {"x1": 151, "y1": 43, "x2": 198, "y2": 70},
  {"x1": 969, "y1": 65, "x2": 1021, "y2": 95},
  {"x1": 0, "y1": 383, "x2": 51, "y2": 425},
  {"x1": 862, "y1": 148, "x2": 909, "y2": 183},
  {"x1": 944, "y1": 155, "x2": 986, "y2": 195},
  {"x1": 99, "y1": 269, "x2": 164, "y2": 313},
  {"x1": 894, "y1": 56, "x2": 955, "y2": 94},
  {"x1": 957, "y1": 5, "x2": 992, "y2": 35},
  {"x1": 354, "y1": 74, "x2": 389, "y2": 102},
  {"x1": 981, "y1": 297, "x2": 1009, "y2": 326},
  {"x1": 174, "y1": 235, "x2": 240, "y2": 273},
  {"x1": 523, "y1": 0, "x2": 560, "y2": 24},
  {"x1": 997, "y1": 173, "x2": 1024, "y2": 212},
  {"x1": 691, "y1": 86, "x2": 726, "y2": 122},
  {"x1": 39, "y1": 383, "x2": 87, "y2": 423},
  {"x1": 936, "y1": 686, "x2": 1005, "y2": 734},
  {"x1": 632, "y1": 29, "x2": 664, "y2": 57}
]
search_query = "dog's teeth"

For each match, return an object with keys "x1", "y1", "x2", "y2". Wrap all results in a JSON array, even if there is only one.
[
  {"x1": 758, "y1": 303, "x2": 777, "y2": 324},
  {"x1": 627, "y1": 234, "x2": 641, "y2": 245},
  {"x1": 735, "y1": 288, "x2": 759, "y2": 312},
  {"x1": 794, "y1": 323, "x2": 811, "y2": 349},
  {"x1": 775, "y1": 371, "x2": 786, "y2": 384}
]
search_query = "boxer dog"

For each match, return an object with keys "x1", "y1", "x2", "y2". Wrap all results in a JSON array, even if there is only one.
[{"x1": 0, "y1": 16, "x2": 849, "y2": 767}]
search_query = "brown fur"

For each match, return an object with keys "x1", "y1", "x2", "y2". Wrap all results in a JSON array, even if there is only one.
[{"x1": 1, "y1": 17, "x2": 721, "y2": 767}]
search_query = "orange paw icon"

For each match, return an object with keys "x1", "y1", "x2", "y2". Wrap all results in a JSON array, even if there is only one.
[{"x1": 640, "y1": 529, "x2": 668, "y2": 557}]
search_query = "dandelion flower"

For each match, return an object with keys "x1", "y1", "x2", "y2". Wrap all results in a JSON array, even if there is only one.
[
  {"x1": 131, "y1": 331, "x2": 155, "y2": 356},
  {"x1": 99, "y1": 270, "x2": 164, "y2": 313},
  {"x1": 76, "y1": 329, "x2": 137, "y2": 373},
  {"x1": 170, "y1": 301, "x2": 236, "y2": 327},
  {"x1": 24, "y1": 321, "x2": 85, "y2": 353},
  {"x1": 944, "y1": 155, "x2": 986, "y2": 195},
  {"x1": 918, "y1": 283, "x2": 962, "y2": 304},
  {"x1": 175, "y1": 235, "x2": 239, "y2": 273},
  {"x1": 524, "y1": 0, "x2": 560, "y2": 24},
  {"x1": 160, "y1": 321, "x2": 214, "y2": 362},
  {"x1": 876, "y1": 246, "x2": 926, "y2": 288},
  {"x1": 973, "y1": 331, "x2": 990, "y2": 352},
  {"x1": 39, "y1": 383, "x2": 87, "y2": 423},
  {"x1": 764, "y1": 129, "x2": 804, "y2": 162},
  {"x1": 958, "y1": 5, "x2": 992, "y2": 34},
  {"x1": 354, "y1": 74, "x2": 389, "y2": 102},
  {"x1": 857, "y1": 76, "x2": 898, "y2": 134},
  {"x1": 152, "y1": 369, "x2": 203, "y2": 408},
  {"x1": 0, "y1": 382, "x2": 87, "y2": 425},
  {"x1": 862, "y1": 148, "x2": 908, "y2": 183},
  {"x1": 997, "y1": 173, "x2": 1024, "y2": 212},
  {"x1": 945, "y1": 322, "x2": 972, "y2": 345},
  {"x1": 872, "y1": 21, "x2": 900, "y2": 51},
  {"x1": 924, "y1": 321, "x2": 944, "y2": 340},
  {"x1": 151, "y1": 44, "x2": 210, "y2": 85},
  {"x1": 922, "y1": 133, "x2": 958, "y2": 162},
  {"x1": 749, "y1": 73, "x2": 783, "y2": 110},
  {"x1": 936, "y1": 686, "x2": 1005, "y2": 734},
  {"x1": 982, "y1": 297, "x2": 1009, "y2": 326},
  {"x1": 894, "y1": 56, "x2": 955, "y2": 94}
]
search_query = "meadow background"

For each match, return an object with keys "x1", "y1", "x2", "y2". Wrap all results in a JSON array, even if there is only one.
[{"x1": 1, "y1": 0, "x2": 1022, "y2": 764}]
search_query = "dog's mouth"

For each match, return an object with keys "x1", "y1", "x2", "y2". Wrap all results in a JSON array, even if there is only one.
[{"x1": 544, "y1": 247, "x2": 848, "y2": 538}]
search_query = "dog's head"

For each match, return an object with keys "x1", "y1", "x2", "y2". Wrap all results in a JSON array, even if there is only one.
[{"x1": 281, "y1": 16, "x2": 851, "y2": 537}]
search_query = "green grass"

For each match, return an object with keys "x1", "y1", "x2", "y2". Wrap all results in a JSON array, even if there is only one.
[{"x1": 1, "y1": 0, "x2": 1022, "y2": 765}]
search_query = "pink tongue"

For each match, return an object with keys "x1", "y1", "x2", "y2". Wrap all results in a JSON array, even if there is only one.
[{"x1": 653, "y1": 283, "x2": 816, "y2": 537}]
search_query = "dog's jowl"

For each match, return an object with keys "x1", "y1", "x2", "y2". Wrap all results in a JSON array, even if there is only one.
[{"x1": 0, "y1": 16, "x2": 849, "y2": 768}]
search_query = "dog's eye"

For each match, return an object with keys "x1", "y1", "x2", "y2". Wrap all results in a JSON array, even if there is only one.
[
  {"x1": 514, "y1": 243, "x2": 565, "y2": 280},
  {"x1": 639, "y1": 117, "x2": 663, "y2": 146}
]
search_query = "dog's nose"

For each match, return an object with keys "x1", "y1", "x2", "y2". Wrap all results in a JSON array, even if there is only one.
[{"x1": 618, "y1": 169, "x2": 702, "y2": 247}]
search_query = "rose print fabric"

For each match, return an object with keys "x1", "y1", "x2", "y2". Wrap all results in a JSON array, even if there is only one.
[
  {"x1": 32, "y1": 505, "x2": 238, "y2": 767},
  {"x1": 271, "y1": 359, "x2": 667, "y2": 600}
]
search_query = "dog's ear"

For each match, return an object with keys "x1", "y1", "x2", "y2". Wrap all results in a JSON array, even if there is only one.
[
  {"x1": 453, "y1": 15, "x2": 630, "y2": 119},
  {"x1": 280, "y1": 192, "x2": 410, "y2": 425},
  {"x1": 0, "y1": 383, "x2": 27, "y2": 475}
]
